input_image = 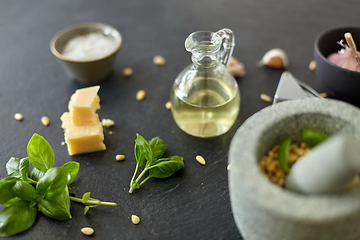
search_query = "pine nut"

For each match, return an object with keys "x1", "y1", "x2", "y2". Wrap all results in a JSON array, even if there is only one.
[
  {"x1": 81, "y1": 227, "x2": 94, "y2": 235},
  {"x1": 196, "y1": 155, "x2": 206, "y2": 165},
  {"x1": 41, "y1": 116, "x2": 50, "y2": 126},
  {"x1": 165, "y1": 101, "x2": 171, "y2": 109},
  {"x1": 131, "y1": 215, "x2": 140, "y2": 225},
  {"x1": 153, "y1": 55, "x2": 166, "y2": 65},
  {"x1": 14, "y1": 113, "x2": 23, "y2": 121},
  {"x1": 102, "y1": 118, "x2": 115, "y2": 127},
  {"x1": 260, "y1": 93, "x2": 272, "y2": 103},
  {"x1": 116, "y1": 154, "x2": 125, "y2": 161},
  {"x1": 122, "y1": 67, "x2": 133, "y2": 77},
  {"x1": 309, "y1": 60, "x2": 317, "y2": 71},
  {"x1": 320, "y1": 92, "x2": 328, "y2": 98},
  {"x1": 136, "y1": 90, "x2": 146, "y2": 101},
  {"x1": 227, "y1": 164, "x2": 231, "y2": 171}
]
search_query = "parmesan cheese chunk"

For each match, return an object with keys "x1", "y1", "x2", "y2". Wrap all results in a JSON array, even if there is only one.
[
  {"x1": 61, "y1": 112, "x2": 106, "y2": 155},
  {"x1": 61, "y1": 85, "x2": 106, "y2": 155},
  {"x1": 68, "y1": 86, "x2": 100, "y2": 126}
]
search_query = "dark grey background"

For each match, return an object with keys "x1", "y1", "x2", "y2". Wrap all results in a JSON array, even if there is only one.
[{"x1": 0, "y1": 0, "x2": 358, "y2": 239}]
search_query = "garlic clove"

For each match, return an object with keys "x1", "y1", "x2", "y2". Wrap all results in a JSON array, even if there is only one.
[
  {"x1": 259, "y1": 48, "x2": 289, "y2": 69},
  {"x1": 227, "y1": 56, "x2": 246, "y2": 77}
]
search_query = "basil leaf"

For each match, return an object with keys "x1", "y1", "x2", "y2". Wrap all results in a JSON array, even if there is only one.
[
  {"x1": 82, "y1": 192, "x2": 91, "y2": 203},
  {"x1": 68, "y1": 186, "x2": 76, "y2": 195},
  {"x1": 30, "y1": 167, "x2": 45, "y2": 182},
  {"x1": 135, "y1": 134, "x2": 153, "y2": 165},
  {"x1": 6, "y1": 157, "x2": 21, "y2": 178},
  {"x1": 36, "y1": 167, "x2": 69, "y2": 200},
  {"x1": 84, "y1": 206, "x2": 90, "y2": 215},
  {"x1": 149, "y1": 137, "x2": 167, "y2": 160},
  {"x1": 10, "y1": 181, "x2": 40, "y2": 203},
  {"x1": 278, "y1": 137, "x2": 291, "y2": 174},
  {"x1": 62, "y1": 161, "x2": 80, "y2": 184},
  {"x1": 301, "y1": 129, "x2": 328, "y2": 148},
  {"x1": 0, "y1": 177, "x2": 21, "y2": 207},
  {"x1": 148, "y1": 156, "x2": 184, "y2": 178},
  {"x1": 19, "y1": 157, "x2": 30, "y2": 181},
  {"x1": 27, "y1": 133, "x2": 55, "y2": 172},
  {"x1": 0, "y1": 200, "x2": 37, "y2": 237},
  {"x1": 38, "y1": 187, "x2": 71, "y2": 220}
]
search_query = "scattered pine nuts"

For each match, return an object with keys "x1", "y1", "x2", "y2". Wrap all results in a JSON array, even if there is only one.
[
  {"x1": 81, "y1": 227, "x2": 94, "y2": 236},
  {"x1": 136, "y1": 90, "x2": 146, "y2": 101},
  {"x1": 260, "y1": 93, "x2": 272, "y2": 103},
  {"x1": 122, "y1": 67, "x2": 133, "y2": 77},
  {"x1": 153, "y1": 55, "x2": 166, "y2": 65},
  {"x1": 102, "y1": 118, "x2": 115, "y2": 127},
  {"x1": 14, "y1": 113, "x2": 23, "y2": 121},
  {"x1": 41, "y1": 116, "x2": 50, "y2": 126},
  {"x1": 116, "y1": 154, "x2": 125, "y2": 161},
  {"x1": 131, "y1": 215, "x2": 140, "y2": 225},
  {"x1": 61, "y1": 141, "x2": 65, "y2": 146},
  {"x1": 196, "y1": 155, "x2": 206, "y2": 165},
  {"x1": 309, "y1": 60, "x2": 317, "y2": 71},
  {"x1": 319, "y1": 92, "x2": 328, "y2": 98},
  {"x1": 227, "y1": 164, "x2": 231, "y2": 171},
  {"x1": 165, "y1": 101, "x2": 171, "y2": 109}
]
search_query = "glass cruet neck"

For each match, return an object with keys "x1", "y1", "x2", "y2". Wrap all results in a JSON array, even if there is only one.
[{"x1": 184, "y1": 28, "x2": 235, "y2": 67}]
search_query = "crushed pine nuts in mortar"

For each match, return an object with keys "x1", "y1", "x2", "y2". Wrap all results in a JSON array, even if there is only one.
[{"x1": 258, "y1": 142, "x2": 310, "y2": 187}]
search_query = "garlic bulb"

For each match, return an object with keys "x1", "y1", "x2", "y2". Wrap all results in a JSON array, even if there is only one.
[
  {"x1": 258, "y1": 48, "x2": 289, "y2": 69},
  {"x1": 227, "y1": 56, "x2": 246, "y2": 77},
  {"x1": 327, "y1": 32, "x2": 360, "y2": 72}
]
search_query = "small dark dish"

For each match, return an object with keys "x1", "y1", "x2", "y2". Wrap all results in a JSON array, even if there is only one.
[{"x1": 314, "y1": 26, "x2": 360, "y2": 106}]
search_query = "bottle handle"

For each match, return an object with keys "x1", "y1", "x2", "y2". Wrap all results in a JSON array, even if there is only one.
[{"x1": 214, "y1": 28, "x2": 235, "y2": 67}]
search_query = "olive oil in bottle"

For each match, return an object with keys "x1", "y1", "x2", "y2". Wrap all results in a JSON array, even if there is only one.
[
  {"x1": 170, "y1": 28, "x2": 240, "y2": 138},
  {"x1": 171, "y1": 76, "x2": 240, "y2": 138}
]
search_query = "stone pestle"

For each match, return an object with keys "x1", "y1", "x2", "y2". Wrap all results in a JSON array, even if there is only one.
[{"x1": 285, "y1": 133, "x2": 360, "y2": 194}]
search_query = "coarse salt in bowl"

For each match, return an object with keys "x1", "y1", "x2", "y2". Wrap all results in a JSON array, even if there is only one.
[{"x1": 50, "y1": 22, "x2": 122, "y2": 84}]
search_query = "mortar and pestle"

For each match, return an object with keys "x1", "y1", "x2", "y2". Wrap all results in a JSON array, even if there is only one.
[{"x1": 228, "y1": 98, "x2": 360, "y2": 240}]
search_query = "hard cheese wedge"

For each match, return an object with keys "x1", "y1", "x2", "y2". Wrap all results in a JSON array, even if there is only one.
[
  {"x1": 61, "y1": 112, "x2": 105, "y2": 155},
  {"x1": 68, "y1": 86, "x2": 101, "y2": 126},
  {"x1": 61, "y1": 85, "x2": 106, "y2": 155}
]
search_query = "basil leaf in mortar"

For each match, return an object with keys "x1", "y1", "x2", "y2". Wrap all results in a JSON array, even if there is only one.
[
  {"x1": 301, "y1": 129, "x2": 328, "y2": 149},
  {"x1": 278, "y1": 136, "x2": 291, "y2": 174}
]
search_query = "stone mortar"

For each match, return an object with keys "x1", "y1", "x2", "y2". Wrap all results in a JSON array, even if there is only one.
[{"x1": 228, "y1": 98, "x2": 360, "y2": 240}]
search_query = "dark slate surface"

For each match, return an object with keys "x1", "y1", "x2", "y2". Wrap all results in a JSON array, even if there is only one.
[{"x1": 0, "y1": 0, "x2": 358, "y2": 239}]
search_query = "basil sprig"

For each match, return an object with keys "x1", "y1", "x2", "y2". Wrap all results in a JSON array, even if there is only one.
[
  {"x1": 129, "y1": 134, "x2": 184, "y2": 194},
  {"x1": 0, "y1": 133, "x2": 117, "y2": 237}
]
